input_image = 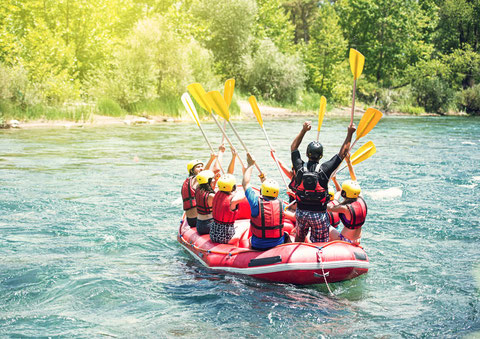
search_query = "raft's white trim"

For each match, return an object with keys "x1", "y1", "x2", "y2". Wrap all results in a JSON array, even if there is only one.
[{"x1": 180, "y1": 243, "x2": 369, "y2": 276}]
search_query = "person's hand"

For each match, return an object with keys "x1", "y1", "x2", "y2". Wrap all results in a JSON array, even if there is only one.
[
  {"x1": 214, "y1": 172, "x2": 221, "y2": 180},
  {"x1": 302, "y1": 121, "x2": 312, "y2": 132},
  {"x1": 258, "y1": 172, "x2": 266, "y2": 182},
  {"x1": 218, "y1": 144, "x2": 226, "y2": 153},
  {"x1": 230, "y1": 147, "x2": 237, "y2": 156},
  {"x1": 209, "y1": 152, "x2": 216, "y2": 160},
  {"x1": 347, "y1": 123, "x2": 356, "y2": 135},
  {"x1": 246, "y1": 153, "x2": 255, "y2": 167}
]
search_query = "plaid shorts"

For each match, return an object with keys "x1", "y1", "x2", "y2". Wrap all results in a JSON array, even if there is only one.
[
  {"x1": 296, "y1": 209, "x2": 330, "y2": 243},
  {"x1": 210, "y1": 221, "x2": 235, "y2": 244}
]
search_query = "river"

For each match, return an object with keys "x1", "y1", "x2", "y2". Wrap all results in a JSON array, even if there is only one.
[{"x1": 1, "y1": 116, "x2": 479, "y2": 338}]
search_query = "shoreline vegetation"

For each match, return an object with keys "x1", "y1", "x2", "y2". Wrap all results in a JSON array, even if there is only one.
[
  {"x1": 1, "y1": 1, "x2": 479, "y2": 130},
  {"x1": 0, "y1": 99, "x2": 469, "y2": 130}
]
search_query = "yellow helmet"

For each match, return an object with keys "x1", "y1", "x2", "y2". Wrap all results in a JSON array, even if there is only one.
[
  {"x1": 328, "y1": 189, "x2": 335, "y2": 201},
  {"x1": 341, "y1": 180, "x2": 361, "y2": 199},
  {"x1": 217, "y1": 174, "x2": 236, "y2": 192},
  {"x1": 261, "y1": 179, "x2": 279, "y2": 198},
  {"x1": 187, "y1": 159, "x2": 203, "y2": 175},
  {"x1": 196, "y1": 170, "x2": 214, "y2": 185}
]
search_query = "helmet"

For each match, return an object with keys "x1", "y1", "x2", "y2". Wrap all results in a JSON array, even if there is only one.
[
  {"x1": 261, "y1": 179, "x2": 280, "y2": 198},
  {"x1": 341, "y1": 180, "x2": 361, "y2": 199},
  {"x1": 217, "y1": 174, "x2": 236, "y2": 192},
  {"x1": 306, "y1": 141, "x2": 323, "y2": 161},
  {"x1": 187, "y1": 159, "x2": 203, "y2": 175},
  {"x1": 196, "y1": 170, "x2": 214, "y2": 185},
  {"x1": 328, "y1": 189, "x2": 335, "y2": 201}
]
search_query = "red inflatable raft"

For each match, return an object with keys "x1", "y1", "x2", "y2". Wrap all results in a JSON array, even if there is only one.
[{"x1": 177, "y1": 196, "x2": 369, "y2": 285}]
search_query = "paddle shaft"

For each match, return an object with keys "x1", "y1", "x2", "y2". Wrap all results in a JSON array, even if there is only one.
[
  {"x1": 350, "y1": 79, "x2": 357, "y2": 127},
  {"x1": 210, "y1": 113, "x2": 245, "y2": 168},
  {"x1": 316, "y1": 130, "x2": 320, "y2": 142},
  {"x1": 221, "y1": 119, "x2": 226, "y2": 144},
  {"x1": 261, "y1": 127, "x2": 289, "y2": 189},
  {"x1": 227, "y1": 120, "x2": 262, "y2": 174},
  {"x1": 345, "y1": 156, "x2": 357, "y2": 181},
  {"x1": 197, "y1": 122, "x2": 225, "y2": 174}
]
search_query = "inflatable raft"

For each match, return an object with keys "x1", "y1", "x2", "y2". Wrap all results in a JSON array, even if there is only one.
[{"x1": 177, "y1": 197, "x2": 369, "y2": 285}]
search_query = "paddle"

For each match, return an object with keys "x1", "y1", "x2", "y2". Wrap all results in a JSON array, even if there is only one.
[
  {"x1": 337, "y1": 141, "x2": 376, "y2": 174},
  {"x1": 181, "y1": 93, "x2": 225, "y2": 174},
  {"x1": 350, "y1": 107, "x2": 382, "y2": 150},
  {"x1": 349, "y1": 48, "x2": 365, "y2": 126},
  {"x1": 317, "y1": 96, "x2": 327, "y2": 142},
  {"x1": 222, "y1": 79, "x2": 235, "y2": 144},
  {"x1": 187, "y1": 83, "x2": 246, "y2": 168},
  {"x1": 206, "y1": 90, "x2": 262, "y2": 174},
  {"x1": 249, "y1": 95, "x2": 289, "y2": 189}
]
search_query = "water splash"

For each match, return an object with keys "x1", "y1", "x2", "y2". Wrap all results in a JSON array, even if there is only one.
[{"x1": 365, "y1": 187, "x2": 402, "y2": 200}]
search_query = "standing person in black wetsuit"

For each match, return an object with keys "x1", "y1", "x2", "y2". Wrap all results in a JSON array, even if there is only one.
[{"x1": 291, "y1": 121, "x2": 356, "y2": 243}]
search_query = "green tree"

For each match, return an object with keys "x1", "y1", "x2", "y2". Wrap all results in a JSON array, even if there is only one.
[
  {"x1": 191, "y1": 0, "x2": 257, "y2": 79},
  {"x1": 304, "y1": 4, "x2": 349, "y2": 103}
]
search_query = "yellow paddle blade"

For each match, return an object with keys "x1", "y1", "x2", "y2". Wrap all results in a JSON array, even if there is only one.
[
  {"x1": 356, "y1": 107, "x2": 383, "y2": 140},
  {"x1": 187, "y1": 83, "x2": 211, "y2": 113},
  {"x1": 318, "y1": 95, "x2": 327, "y2": 132},
  {"x1": 349, "y1": 48, "x2": 365, "y2": 80},
  {"x1": 249, "y1": 95, "x2": 263, "y2": 128},
  {"x1": 351, "y1": 141, "x2": 376, "y2": 165},
  {"x1": 224, "y1": 78, "x2": 235, "y2": 108},
  {"x1": 181, "y1": 93, "x2": 200, "y2": 126},
  {"x1": 206, "y1": 91, "x2": 230, "y2": 121}
]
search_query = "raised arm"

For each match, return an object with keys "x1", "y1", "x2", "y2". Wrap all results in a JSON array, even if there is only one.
[
  {"x1": 241, "y1": 153, "x2": 256, "y2": 190},
  {"x1": 291, "y1": 121, "x2": 311, "y2": 152},
  {"x1": 331, "y1": 175, "x2": 341, "y2": 192},
  {"x1": 271, "y1": 150, "x2": 293, "y2": 179},
  {"x1": 338, "y1": 124, "x2": 356, "y2": 159},
  {"x1": 204, "y1": 153, "x2": 216, "y2": 170},
  {"x1": 227, "y1": 147, "x2": 236, "y2": 174},
  {"x1": 212, "y1": 144, "x2": 226, "y2": 173}
]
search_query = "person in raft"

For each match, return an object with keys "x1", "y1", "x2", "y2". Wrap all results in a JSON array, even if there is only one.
[
  {"x1": 195, "y1": 148, "x2": 238, "y2": 235},
  {"x1": 291, "y1": 121, "x2": 356, "y2": 243},
  {"x1": 210, "y1": 173, "x2": 245, "y2": 244},
  {"x1": 327, "y1": 188, "x2": 341, "y2": 229},
  {"x1": 328, "y1": 179, "x2": 367, "y2": 244},
  {"x1": 181, "y1": 145, "x2": 225, "y2": 228},
  {"x1": 242, "y1": 153, "x2": 295, "y2": 250}
]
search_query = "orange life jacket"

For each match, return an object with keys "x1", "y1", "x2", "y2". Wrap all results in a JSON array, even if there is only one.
[
  {"x1": 181, "y1": 177, "x2": 196, "y2": 211},
  {"x1": 339, "y1": 196, "x2": 367, "y2": 229},
  {"x1": 195, "y1": 188, "x2": 213, "y2": 215},
  {"x1": 212, "y1": 191, "x2": 237, "y2": 224},
  {"x1": 250, "y1": 197, "x2": 284, "y2": 239},
  {"x1": 327, "y1": 200, "x2": 340, "y2": 228}
]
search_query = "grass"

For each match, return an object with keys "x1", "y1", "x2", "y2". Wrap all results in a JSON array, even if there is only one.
[{"x1": 0, "y1": 100, "x2": 93, "y2": 122}]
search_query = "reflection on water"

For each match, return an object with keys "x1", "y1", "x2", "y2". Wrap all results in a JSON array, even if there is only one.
[{"x1": 0, "y1": 116, "x2": 479, "y2": 337}]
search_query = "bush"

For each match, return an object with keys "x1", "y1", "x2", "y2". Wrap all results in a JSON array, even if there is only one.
[
  {"x1": 458, "y1": 84, "x2": 480, "y2": 115},
  {"x1": 242, "y1": 38, "x2": 305, "y2": 103},
  {"x1": 411, "y1": 76, "x2": 454, "y2": 114}
]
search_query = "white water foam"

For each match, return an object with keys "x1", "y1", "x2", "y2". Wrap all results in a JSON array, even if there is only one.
[
  {"x1": 461, "y1": 141, "x2": 476, "y2": 145},
  {"x1": 473, "y1": 176, "x2": 480, "y2": 182},
  {"x1": 365, "y1": 187, "x2": 403, "y2": 200}
]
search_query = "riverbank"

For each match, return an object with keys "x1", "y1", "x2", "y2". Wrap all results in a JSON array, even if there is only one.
[{"x1": 0, "y1": 100, "x2": 467, "y2": 130}]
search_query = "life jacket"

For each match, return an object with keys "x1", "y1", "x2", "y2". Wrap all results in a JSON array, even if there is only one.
[
  {"x1": 294, "y1": 164, "x2": 329, "y2": 210},
  {"x1": 212, "y1": 191, "x2": 237, "y2": 224},
  {"x1": 339, "y1": 196, "x2": 367, "y2": 229},
  {"x1": 181, "y1": 177, "x2": 196, "y2": 211},
  {"x1": 327, "y1": 200, "x2": 340, "y2": 228},
  {"x1": 195, "y1": 188, "x2": 213, "y2": 215},
  {"x1": 250, "y1": 197, "x2": 284, "y2": 239}
]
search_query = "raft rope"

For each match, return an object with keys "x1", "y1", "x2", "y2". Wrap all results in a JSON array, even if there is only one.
[{"x1": 317, "y1": 248, "x2": 333, "y2": 295}]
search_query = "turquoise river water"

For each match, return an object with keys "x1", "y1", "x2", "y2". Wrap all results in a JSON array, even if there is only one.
[{"x1": 0, "y1": 116, "x2": 479, "y2": 338}]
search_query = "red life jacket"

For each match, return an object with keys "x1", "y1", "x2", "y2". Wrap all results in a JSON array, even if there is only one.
[
  {"x1": 250, "y1": 197, "x2": 284, "y2": 239},
  {"x1": 339, "y1": 196, "x2": 367, "y2": 229},
  {"x1": 327, "y1": 200, "x2": 340, "y2": 228},
  {"x1": 181, "y1": 177, "x2": 196, "y2": 211},
  {"x1": 212, "y1": 191, "x2": 237, "y2": 224},
  {"x1": 294, "y1": 164, "x2": 329, "y2": 210},
  {"x1": 195, "y1": 188, "x2": 213, "y2": 215}
]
